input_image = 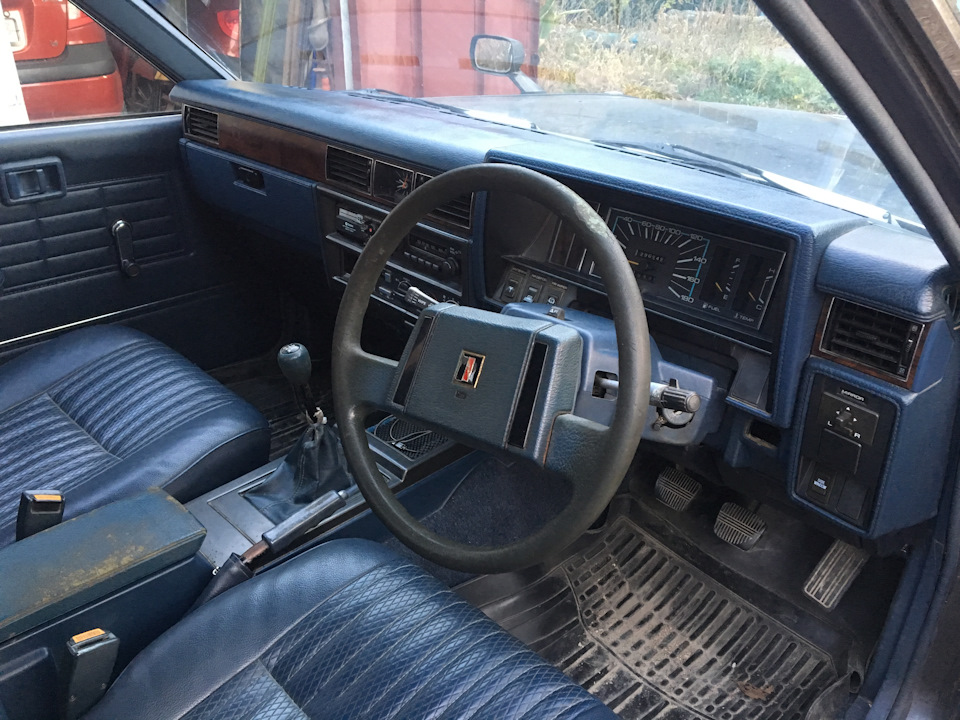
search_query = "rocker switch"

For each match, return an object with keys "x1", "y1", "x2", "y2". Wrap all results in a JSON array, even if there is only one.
[{"x1": 818, "y1": 428, "x2": 861, "y2": 476}]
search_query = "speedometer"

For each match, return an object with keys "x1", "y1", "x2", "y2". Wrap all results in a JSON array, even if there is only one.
[{"x1": 608, "y1": 211, "x2": 711, "y2": 305}]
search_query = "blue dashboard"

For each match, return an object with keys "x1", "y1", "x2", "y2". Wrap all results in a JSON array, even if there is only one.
[{"x1": 171, "y1": 79, "x2": 960, "y2": 543}]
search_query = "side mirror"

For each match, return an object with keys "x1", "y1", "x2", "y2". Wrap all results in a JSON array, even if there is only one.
[{"x1": 470, "y1": 35, "x2": 526, "y2": 75}]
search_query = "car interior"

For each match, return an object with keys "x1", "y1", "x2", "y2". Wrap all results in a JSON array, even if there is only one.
[{"x1": 2, "y1": 0, "x2": 960, "y2": 719}]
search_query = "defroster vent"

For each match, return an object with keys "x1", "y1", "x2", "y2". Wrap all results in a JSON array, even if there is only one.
[
  {"x1": 326, "y1": 146, "x2": 372, "y2": 193},
  {"x1": 821, "y1": 298, "x2": 923, "y2": 380},
  {"x1": 182, "y1": 106, "x2": 219, "y2": 145}
]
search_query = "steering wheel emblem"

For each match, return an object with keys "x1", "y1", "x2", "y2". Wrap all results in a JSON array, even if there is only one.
[{"x1": 454, "y1": 350, "x2": 485, "y2": 387}]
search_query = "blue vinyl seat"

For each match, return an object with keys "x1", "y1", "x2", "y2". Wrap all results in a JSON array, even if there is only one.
[
  {"x1": 86, "y1": 539, "x2": 615, "y2": 720},
  {"x1": 0, "y1": 325, "x2": 269, "y2": 546}
]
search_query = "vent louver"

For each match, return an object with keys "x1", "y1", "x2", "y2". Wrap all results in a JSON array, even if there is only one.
[
  {"x1": 943, "y1": 284, "x2": 960, "y2": 328},
  {"x1": 326, "y1": 147, "x2": 372, "y2": 193},
  {"x1": 821, "y1": 298, "x2": 923, "y2": 380},
  {"x1": 183, "y1": 106, "x2": 219, "y2": 145},
  {"x1": 432, "y1": 193, "x2": 473, "y2": 230}
]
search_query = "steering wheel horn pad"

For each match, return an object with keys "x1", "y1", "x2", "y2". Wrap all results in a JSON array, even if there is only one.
[
  {"x1": 390, "y1": 302, "x2": 583, "y2": 461},
  {"x1": 332, "y1": 163, "x2": 650, "y2": 573}
]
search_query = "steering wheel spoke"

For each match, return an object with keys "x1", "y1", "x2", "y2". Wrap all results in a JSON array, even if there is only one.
[
  {"x1": 341, "y1": 347, "x2": 398, "y2": 416},
  {"x1": 544, "y1": 413, "x2": 615, "y2": 498}
]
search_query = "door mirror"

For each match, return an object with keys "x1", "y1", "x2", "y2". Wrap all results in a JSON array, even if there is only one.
[{"x1": 470, "y1": 35, "x2": 525, "y2": 75}]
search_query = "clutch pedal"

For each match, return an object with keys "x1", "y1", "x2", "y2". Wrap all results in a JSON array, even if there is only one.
[
  {"x1": 655, "y1": 467, "x2": 701, "y2": 512},
  {"x1": 714, "y1": 503, "x2": 766, "y2": 550},
  {"x1": 803, "y1": 539, "x2": 869, "y2": 610}
]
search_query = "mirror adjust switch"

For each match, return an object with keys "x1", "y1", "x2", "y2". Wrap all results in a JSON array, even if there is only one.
[{"x1": 818, "y1": 429, "x2": 861, "y2": 476}]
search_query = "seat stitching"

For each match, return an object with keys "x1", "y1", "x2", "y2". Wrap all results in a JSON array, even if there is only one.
[
  {"x1": 462, "y1": 662, "x2": 549, "y2": 719},
  {"x1": 277, "y1": 574, "x2": 442, "y2": 687},
  {"x1": 428, "y1": 647, "x2": 531, "y2": 720},
  {"x1": 0, "y1": 337, "x2": 146, "y2": 418},
  {"x1": 373, "y1": 620, "x2": 505, "y2": 719},
  {"x1": 291, "y1": 587, "x2": 462, "y2": 712},
  {"x1": 43, "y1": 393, "x2": 119, "y2": 459},
  {"x1": 517, "y1": 684, "x2": 572, "y2": 720}
]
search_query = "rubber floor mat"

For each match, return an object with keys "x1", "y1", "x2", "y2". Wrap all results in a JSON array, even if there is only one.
[{"x1": 461, "y1": 516, "x2": 838, "y2": 719}]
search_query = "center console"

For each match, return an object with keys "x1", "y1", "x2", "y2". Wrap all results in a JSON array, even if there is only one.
[{"x1": 187, "y1": 419, "x2": 466, "y2": 569}]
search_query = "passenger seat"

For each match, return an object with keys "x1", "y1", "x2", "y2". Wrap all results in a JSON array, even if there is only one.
[{"x1": 0, "y1": 326, "x2": 269, "y2": 546}]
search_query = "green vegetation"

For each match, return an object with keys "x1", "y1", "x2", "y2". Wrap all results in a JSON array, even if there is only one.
[{"x1": 537, "y1": 2, "x2": 842, "y2": 114}]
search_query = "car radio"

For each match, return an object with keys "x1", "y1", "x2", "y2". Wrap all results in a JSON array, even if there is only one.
[{"x1": 335, "y1": 206, "x2": 464, "y2": 286}]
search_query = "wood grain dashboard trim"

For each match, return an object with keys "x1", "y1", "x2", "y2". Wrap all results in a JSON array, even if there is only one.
[{"x1": 217, "y1": 114, "x2": 328, "y2": 182}]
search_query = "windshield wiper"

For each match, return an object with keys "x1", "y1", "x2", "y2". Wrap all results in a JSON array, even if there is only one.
[
  {"x1": 351, "y1": 89, "x2": 539, "y2": 130},
  {"x1": 351, "y1": 88, "x2": 468, "y2": 115},
  {"x1": 598, "y1": 140, "x2": 926, "y2": 233}
]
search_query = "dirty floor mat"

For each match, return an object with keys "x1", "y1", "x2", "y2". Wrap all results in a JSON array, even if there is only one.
[{"x1": 458, "y1": 515, "x2": 838, "y2": 720}]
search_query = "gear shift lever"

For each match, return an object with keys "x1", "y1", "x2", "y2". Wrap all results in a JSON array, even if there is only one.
[
  {"x1": 278, "y1": 343, "x2": 321, "y2": 423},
  {"x1": 244, "y1": 342, "x2": 353, "y2": 524}
]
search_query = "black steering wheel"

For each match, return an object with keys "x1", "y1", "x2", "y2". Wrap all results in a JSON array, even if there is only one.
[{"x1": 332, "y1": 164, "x2": 650, "y2": 573}]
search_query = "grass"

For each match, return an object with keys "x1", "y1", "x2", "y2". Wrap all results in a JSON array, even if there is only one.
[{"x1": 536, "y1": 3, "x2": 841, "y2": 114}]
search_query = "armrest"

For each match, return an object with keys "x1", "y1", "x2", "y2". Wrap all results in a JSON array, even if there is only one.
[{"x1": 0, "y1": 489, "x2": 205, "y2": 642}]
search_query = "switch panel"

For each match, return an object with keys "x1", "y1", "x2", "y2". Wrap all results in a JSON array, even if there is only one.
[
  {"x1": 796, "y1": 375, "x2": 896, "y2": 528},
  {"x1": 495, "y1": 266, "x2": 570, "y2": 307}
]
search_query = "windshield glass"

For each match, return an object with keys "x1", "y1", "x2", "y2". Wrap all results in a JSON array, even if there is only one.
[{"x1": 148, "y1": 0, "x2": 920, "y2": 225}]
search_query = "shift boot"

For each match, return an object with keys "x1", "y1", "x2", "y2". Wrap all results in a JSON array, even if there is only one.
[{"x1": 246, "y1": 420, "x2": 353, "y2": 524}]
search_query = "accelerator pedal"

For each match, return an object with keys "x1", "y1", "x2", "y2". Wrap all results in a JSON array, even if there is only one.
[
  {"x1": 714, "y1": 502, "x2": 766, "y2": 550},
  {"x1": 803, "y1": 539, "x2": 869, "y2": 610},
  {"x1": 655, "y1": 467, "x2": 702, "y2": 512}
]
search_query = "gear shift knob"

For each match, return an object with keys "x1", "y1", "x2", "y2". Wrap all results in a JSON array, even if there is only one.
[{"x1": 278, "y1": 343, "x2": 312, "y2": 389}]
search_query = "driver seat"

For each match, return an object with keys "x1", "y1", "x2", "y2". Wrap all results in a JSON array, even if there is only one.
[{"x1": 85, "y1": 539, "x2": 614, "y2": 720}]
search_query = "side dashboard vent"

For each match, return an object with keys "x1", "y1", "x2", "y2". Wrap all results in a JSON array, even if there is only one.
[
  {"x1": 326, "y1": 147, "x2": 372, "y2": 193},
  {"x1": 431, "y1": 193, "x2": 473, "y2": 231},
  {"x1": 183, "y1": 106, "x2": 219, "y2": 145},
  {"x1": 943, "y1": 284, "x2": 960, "y2": 329},
  {"x1": 821, "y1": 298, "x2": 923, "y2": 380}
]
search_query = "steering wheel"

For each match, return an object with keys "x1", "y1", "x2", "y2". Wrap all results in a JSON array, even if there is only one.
[{"x1": 332, "y1": 164, "x2": 650, "y2": 573}]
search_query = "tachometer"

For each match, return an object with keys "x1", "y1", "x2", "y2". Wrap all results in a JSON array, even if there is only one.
[{"x1": 607, "y1": 211, "x2": 711, "y2": 305}]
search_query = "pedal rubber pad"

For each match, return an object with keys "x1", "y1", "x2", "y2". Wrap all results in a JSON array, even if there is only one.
[
  {"x1": 803, "y1": 539, "x2": 869, "y2": 610},
  {"x1": 714, "y1": 503, "x2": 766, "y2": 550},
  {"x1": 655, "y1": 467, "x2": 702, "y2": 512}
]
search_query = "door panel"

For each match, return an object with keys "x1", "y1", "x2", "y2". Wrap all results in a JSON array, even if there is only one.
[{"x1": 0, "y1": 115, "x2": 279, "y2": 367}]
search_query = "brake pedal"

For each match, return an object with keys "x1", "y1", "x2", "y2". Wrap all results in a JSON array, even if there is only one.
[
  {"x1": 714, "y1": 503, "x2": 765, "y2": 550},
  {"x1": 803, "y1": 539, "x2": 869, "y2": 610},
  {"x1": 655, "y1": 467, "x2": 701, "y2": 512}
]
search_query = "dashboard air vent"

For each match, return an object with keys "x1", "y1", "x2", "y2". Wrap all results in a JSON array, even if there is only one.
[
  {"x1": 821, "y1": 298, "x2": 922, "y2": 380},
  {"x1": 183, "y1": 106, "x2": 219, "y2": 145},
  {"x1": 326, "y1": 147, "x2": 372, "y2": 193},
  {"x1": 432, "y1": 193, "x2": 473, "y2": 230}
]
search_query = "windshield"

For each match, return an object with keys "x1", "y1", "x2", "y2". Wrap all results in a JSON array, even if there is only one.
[{"x1": 148, "y1": 0, "x2": 920, "y2": 225}]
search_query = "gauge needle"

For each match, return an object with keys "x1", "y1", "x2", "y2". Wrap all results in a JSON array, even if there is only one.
[
  {"x1": 715, "y1": 282, "x2": 723, "y2": 292},
  {"x1": 748, "y1": 292, "x2": 756, "y2": 301},
  {"x1": 627, "y1": 260, "x2": 639, "y2": 265}
]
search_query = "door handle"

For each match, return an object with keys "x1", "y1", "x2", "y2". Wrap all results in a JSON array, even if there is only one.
[
  {"x1": 0, "y1": 157, "x2": 66, "y2": 205},
  {"x1": 111, "y1": 220, "x2": 140, "y2": 278}
]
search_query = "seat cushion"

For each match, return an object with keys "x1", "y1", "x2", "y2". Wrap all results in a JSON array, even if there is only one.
[
  {"x1": 86, "y1": 539, "x2": 615, "y2": 720},
  {"x1": 0, "y1": 325, "x2": 269, "y2": 546}
]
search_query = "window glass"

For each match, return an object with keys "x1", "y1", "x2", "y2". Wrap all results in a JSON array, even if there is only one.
[
  {"x1": 1, "y1": 1, "x2": 173, "y2": 126},
  {"x1": 147, "y1": 0, "x2": 921, "y2": 226}
]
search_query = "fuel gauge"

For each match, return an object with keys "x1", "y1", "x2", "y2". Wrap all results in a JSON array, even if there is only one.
[
  {"x1": 698, "y1": 246, "x2": 743, "y2": 313},
  {"x1": 731, "y1": 252, "x2": 785, "y2": 327}
]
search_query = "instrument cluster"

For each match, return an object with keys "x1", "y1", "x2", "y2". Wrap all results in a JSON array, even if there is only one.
[{"x1": 549, "y1": 208, "x2": 786, "y2": 331}]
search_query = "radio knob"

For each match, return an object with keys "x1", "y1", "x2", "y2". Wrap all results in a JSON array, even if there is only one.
[{"x1": 439, "y1": 258, "x2": 460, "y2": 278}]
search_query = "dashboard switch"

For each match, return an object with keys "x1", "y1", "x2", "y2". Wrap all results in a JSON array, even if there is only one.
[
  {"x1": 810, "y1": 471, "x2": 832, "y2": 497},
  {"x1": 818, "y1": 429, "x2": 861, "y2": 475}
]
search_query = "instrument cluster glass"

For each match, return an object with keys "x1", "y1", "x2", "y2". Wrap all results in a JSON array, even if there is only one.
[{"x1": 551, "y1": 209, "x2": 785, "y2": 330}]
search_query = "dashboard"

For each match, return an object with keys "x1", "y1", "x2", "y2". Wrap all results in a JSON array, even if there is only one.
[{"x1": 171, "y1": 80, "x2": 959, "y2": 543}]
